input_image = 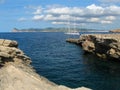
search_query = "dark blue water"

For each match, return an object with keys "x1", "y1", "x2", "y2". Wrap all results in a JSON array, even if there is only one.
[{"x1": 1, "y1": 32, "x2": 120, "y2": 90}]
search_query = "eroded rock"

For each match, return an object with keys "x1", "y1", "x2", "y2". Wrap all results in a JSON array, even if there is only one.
[
  {"x1": 0, "y1": 39, "x2": 18, "y2": 47},
  {"x1": 0, "y1": 39, "x2": 30, "y2": 65},
  {"x1": 82, "y1": 40, "x2": 95, "y2": 53},
  {"x1": 66, "y1": 34, "x2": 120, "y2": 60},
  {"x1": 79, "y1": 34, "x2": 120, "y2": 60},
  {"x1": 0, "y1": 39, "x2": 91, "y2": 90}
]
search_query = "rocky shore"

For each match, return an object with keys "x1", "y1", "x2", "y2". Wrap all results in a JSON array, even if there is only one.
[
  {"x1": 66, "y1": 34, "x2": 120, "y2": 60},
  {"x1": 109, "y1": 29, "x2": 120, "y2": 33},
  {"x1": 0, "y1": 39, "x2": 90, "y2": 90}
]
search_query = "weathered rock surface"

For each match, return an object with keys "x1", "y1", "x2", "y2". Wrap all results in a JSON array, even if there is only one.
[
  {"x1": 66, "y1": 38, "x2": 80, "y2": 44},
  {"x1": 0, "y1": 39, "x2": 18, "y2": 47},
  {"x1": 66, "y1": 34, "x2": 120, "y2": 60},
  {"x1": 109, "y1": 29, "x2": 120, "y2": 33},
  {"x1": 0, "y1": 39, "x2": 30, "y2": 66},
  {"x1": 0, "y1": 39, "x2": 90, "y2": 90}
]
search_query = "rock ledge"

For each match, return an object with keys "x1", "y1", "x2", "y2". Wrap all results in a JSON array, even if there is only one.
[
  {"x1": 67, "y1": 34, "x2": 120, "y2": 60},
  {"x1": 0, "y1": 39, "x2": 90, "y2": 90}
]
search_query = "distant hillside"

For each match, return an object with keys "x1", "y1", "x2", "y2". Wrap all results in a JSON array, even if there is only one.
[
  {"x1": 12, "y1": 27, "x2": 103, "y2": 32},
  {"x1": 12, "y1": 28, "x2": 43, "y2": 32}
]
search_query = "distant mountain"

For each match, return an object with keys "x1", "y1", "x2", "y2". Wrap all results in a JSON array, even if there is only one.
[
  {"x1": 12, "y1": 27, "x2": 104, "y2": 32},
  {"x1": 12, "y1": 28, "x2": 66, "y2": 32},
  {"x1": 12, "y1": 28, "x2": 43, "y2": 32}
]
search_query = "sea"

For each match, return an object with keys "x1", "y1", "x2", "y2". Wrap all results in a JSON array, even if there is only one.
[{"x1": 0, "y1": 32, "x2": 120, "y2": 90}]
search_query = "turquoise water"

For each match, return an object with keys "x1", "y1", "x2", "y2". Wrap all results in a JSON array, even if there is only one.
[{"x1": 0, "y1": 32, "x2": 120, "y2": 90}]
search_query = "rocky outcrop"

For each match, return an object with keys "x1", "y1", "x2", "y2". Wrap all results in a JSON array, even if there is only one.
[
  {"x1": 66, "y1": 34, "x2": 120, "y2": 60},
  {"x1": 109, "y1": 29, "x2": 120, "y2": 33},
  {"x1": 0, "y1": 39, "x2": 90, "y2": 90},
  {"x1": 0, "y1": 39, "x2": 30, "y2": 66},
  {"x1": 66, "y1": 38, "x2": 80, "y2": 44},
  {"x1": 0, "y1": 39, "x2": 18, "y2": 47}
]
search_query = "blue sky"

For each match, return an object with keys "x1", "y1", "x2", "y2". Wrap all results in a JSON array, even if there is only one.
[{"x1": 0, "y1": 0, "x2": 120, "y2": 32}]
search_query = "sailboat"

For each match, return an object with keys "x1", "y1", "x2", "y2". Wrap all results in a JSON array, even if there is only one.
[
  {"x1": 65, "y1": 30, "x2": 80, "y2": 35},
  {"x1": 65, "y1": 18, "x2": 80, "y2": 35}
]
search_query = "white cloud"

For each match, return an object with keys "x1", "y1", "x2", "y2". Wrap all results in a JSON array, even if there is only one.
[
  {"x1": 86, "y1": 4, "x2": 104, "y2": 16},
  {"x1": 101, "y1": 20, "x2": 112, "y2": 24},
  {"x1": 105, "y1": 5, "x2": 120, "y2": 15},
  {"x1": 44, "y1": 14, "x2": 73, "y2": 21},
  {"x1": 46, "y1": 4, "x2": 105, "y2": 17},
  {"x1": 44, "y1": 14, "x2": 86, "y2": 23},
  {"x1": 32, "y1": 15, "x2": 44, "y2": 21},
  {"x1": 86, "y1": 4, "x2": 103, "y2": 10},
  {"x1": 46, "y1": 4, "x2": 120, "y2": 17},
  {"x1": 24, "y1": 5, "x2": 43, "y2": 15},
  {"x1": 33, "y1": 9, "x2": 42, "y2": 15},
  {"x1": 43, "y1": 4, "x2": 120, "y2": 25},
  {"x1": 33, "y1": 7, "x2": 43, "y2": 15},
  {"x1": 52, "y1": 21, "x2": 68, "y2": 25},
  {"x1": 87, "y1": 18, "x2": 100, "y2": 23},
  {"x1": 44, "y1": 14, "x2": 56, "y2": 21},
  {"x1": 18, "y1": 17, "x2": 27, "y2": 22},
  {"x1": 23, "y1": 4, "x2": 120, "y2": 26},
  {"x1": 46, "y1": 7, "x2": 70, "y2": 15},
  {"x1": 105, "y1": 16, "x2": 116, "y2": 21}
]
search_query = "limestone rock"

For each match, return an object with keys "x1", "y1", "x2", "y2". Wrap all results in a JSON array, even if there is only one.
[
  {"x1": 0, "y1": 39, "x2": 91, "y2": 90},
  {"x1": 108, "y1": 48, "x2": 116, "y2": 55},
  {"x1": 79, "y1": 34, "x2": 120, "y2": 60},
  {"x1": 66, "y1": 38, "x2": 80, "y2": 44},
  {"x1": 0, "y1": 52, "x2": 11, "y2": 58},
  {"x1": 0, "y1": 64, "x2": 91, "y2": 90},
  {"x1": 67, "y1": 34, "x2": 120, "y2": 60},
  {"x1": 0, "y1": 39, "x2": 18, "y2": 47},
  {"x1": 0, "y1": 39, "x2": 30, "y2": 65},
  {"x1": 109, "y1": 29, "x2": 120, "y2": 33},
  {"x1": 82, "y1": 40, "x2": 95, "y2": 53}
]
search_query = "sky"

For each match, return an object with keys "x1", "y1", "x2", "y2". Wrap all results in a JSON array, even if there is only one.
[{"x1": 0, "y1": 0, "x2": 120, "y2": 32}]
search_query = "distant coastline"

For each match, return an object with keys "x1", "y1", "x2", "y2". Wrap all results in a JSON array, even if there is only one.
[{"x1": 12, "y1": 28, "x2": 107, "y2": 33}]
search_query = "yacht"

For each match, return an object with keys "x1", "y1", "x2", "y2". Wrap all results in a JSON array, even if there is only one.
[
  {"x1": 65, "y1": 31, "x2": 80, "y2": 35},
  {"x1": 65, "y1": 19, "x2": 79, "y2": 35}
]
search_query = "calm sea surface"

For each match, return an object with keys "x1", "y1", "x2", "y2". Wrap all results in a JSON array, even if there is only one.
[{"x1": 0, "y1": 32, "x2": 120, "y2": 90}]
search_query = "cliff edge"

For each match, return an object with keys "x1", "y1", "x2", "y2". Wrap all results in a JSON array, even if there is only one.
[
  {"x1": 109, "y1": 29, "x2": 120, "y2": 33},
  {"x1": 0, "y1": 39, "x2": 90, "y2": 90},
  {"x1": 67, "y1": 34, "x2": 120, "y2": 60}
]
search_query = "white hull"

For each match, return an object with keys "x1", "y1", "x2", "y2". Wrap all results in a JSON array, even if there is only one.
[{"x1": 65, "y1": 32, "x2": 80, "y2": 35}]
